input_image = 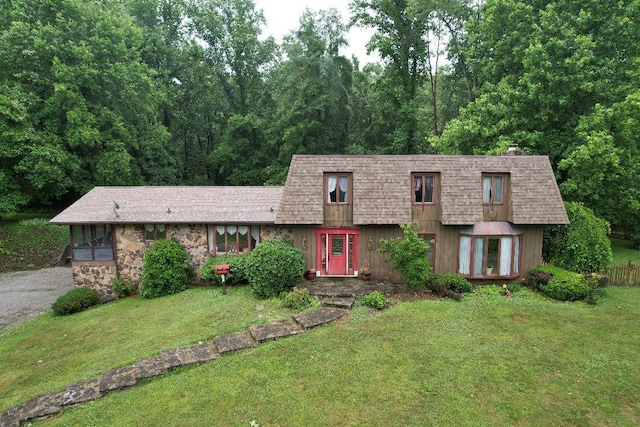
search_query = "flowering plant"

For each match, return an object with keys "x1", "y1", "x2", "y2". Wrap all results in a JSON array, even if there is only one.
[{"x1": 359, "y1": 266, "x2": 371, "y2": 276}]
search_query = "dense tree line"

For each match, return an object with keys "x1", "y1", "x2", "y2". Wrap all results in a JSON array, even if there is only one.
[{"x1": 1, "y1": 0, "x2": 638, "y2": 238}]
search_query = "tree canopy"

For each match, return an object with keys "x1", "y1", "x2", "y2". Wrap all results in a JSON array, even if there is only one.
[{"x1": 1, "y1": 0, "x2": 637, "y2": 238}]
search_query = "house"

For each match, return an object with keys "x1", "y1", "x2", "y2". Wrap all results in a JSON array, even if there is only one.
[{"x1": 50, "y1": 155, "x2": 568, "y2": 296}]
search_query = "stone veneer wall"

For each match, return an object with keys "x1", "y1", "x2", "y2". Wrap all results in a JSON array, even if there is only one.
[
  {"x1": 72, "y1": 263, "x2": 118, "y2": 299},
  {"x1": 116, "y1": 224, "x2": 210, "y2": 285},
  {"x1": 260, "y1": 225, "x2": 294, "y2": 242}
]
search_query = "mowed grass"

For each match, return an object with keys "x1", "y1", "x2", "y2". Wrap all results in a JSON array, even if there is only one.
[
  {"x1": 610, "y1": 237, "x2": 640, "y2": 266},
  {"x1": 0, "y1": 286, "x2": 291, "y2": 412},
  {"x1": 0, "y1": 287, "x2": 635, "y2": 426}
]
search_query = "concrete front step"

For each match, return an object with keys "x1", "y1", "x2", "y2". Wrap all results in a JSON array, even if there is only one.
[{"x1": 318, "y1": 297, "x2": 355, "y2": 309}]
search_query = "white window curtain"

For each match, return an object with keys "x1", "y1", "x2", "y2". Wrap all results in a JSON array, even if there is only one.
[
  {"x1": 494, "y1": 177, "x2": 503, "y2": 203},
  {"x1": 500, "y1": 236, "x2": 512, "y2": 276},
  {"x1": 338, "y1": 176, "x2": 348, "y2": 201},
  {"x1": 414, "y1": 177, "x2": 422, "y2": 191},
  {"x1": 473, "y1": 237, "x2": 485, "y2": 276},
  {"x1": 145, "y1": 224, "x2": 155, "y2": 233},
  {"x1": 327, "y1": 176, "x2": 337, "y2": 202},
  {"x1": 157, "y1": 224, "x2": 165, "y2": 233},
  {"x1": 216, "y1": 226, "x2": 225, "y2": 235},
  {"x1": 483, "y1": 177, "x2": 492, "y2": 203},
  {"x1": 459, "y1": 236, "x2": 471, "y2": 274},
  {"x1": 227, "y1": 225, "x2": 237, "y2": 235},
  {"x1": 514, "y1": 236, "x2": 520, "y2": 274},
  {"x1": 251, "y1": 226, "x2": 260, "y2": 244},
  {"x1": 238, "y1": 226, "x2": 248, "y2": 235}
]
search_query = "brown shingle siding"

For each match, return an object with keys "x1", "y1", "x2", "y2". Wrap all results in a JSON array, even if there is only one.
[{"x1": 276, "y1": 155, "x2": 568, "y2": 226}]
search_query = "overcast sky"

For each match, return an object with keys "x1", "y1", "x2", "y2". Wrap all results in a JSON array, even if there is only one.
[{"x1": 253, "y1": 0, "x2": 379, "y2": 65}]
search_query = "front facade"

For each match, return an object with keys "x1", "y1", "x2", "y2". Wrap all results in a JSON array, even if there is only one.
[
  {"x1": 50, "y1": 155, "x2": 568, "y2": 296},
  {"x1": 275, "y1": 154, "x2": 568, "y2": 283}
]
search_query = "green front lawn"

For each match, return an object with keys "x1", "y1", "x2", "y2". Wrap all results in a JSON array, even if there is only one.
[
  {"x1": 610, "y1": 237, "x2": 640, "y2": 266},
  {"x1": 0, "y1": 287, "x2": 637, "y2": 426}
]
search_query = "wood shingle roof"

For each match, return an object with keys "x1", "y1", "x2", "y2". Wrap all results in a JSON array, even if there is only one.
[
  {"x1": 49, "y1": 186, "x2": 283, "y2": 225},
  {"x1": 275, "y1": 154, "x2": 569, "y2": 226}
]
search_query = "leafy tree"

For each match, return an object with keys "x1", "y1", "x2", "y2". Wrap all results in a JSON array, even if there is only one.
[
  {"x1": 543, "y1": 202, "x2": 612, "y2": 273},
  {"x1": 270, "y1": 8, "x2": 353, "y2": 168},
  {"x1": 434, "y1": 0, "x2": 640, "y2": 166},
  {"x1": 559, "y1": 91, "x2": 640, "y2": 246},
  {"x1": 378, "y1": 222, "x2": 432, "y2": 288}
]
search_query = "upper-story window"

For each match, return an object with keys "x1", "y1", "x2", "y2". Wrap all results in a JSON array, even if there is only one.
[
  {"x1": 483, "y1": 175, "x2": 504, "y2": 204},
  {"x1": 327, "y1": 174, "x2": 349, "y2": 203},
  {"x1": 71, "y1": 224, "x2": 114, "y2": 261},
  {"x1": 413, "y1": 173, "x2": 436, "y2": 204}
]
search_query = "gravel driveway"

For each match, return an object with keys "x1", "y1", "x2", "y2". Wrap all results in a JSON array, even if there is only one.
[{"x1": 0, "y1": 267, "x2": 75, "y2": 330}]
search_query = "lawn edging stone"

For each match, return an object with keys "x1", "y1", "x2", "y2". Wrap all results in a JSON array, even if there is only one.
[{"x1": 0, "y1": 305, "x2": 350, "y2": 426}]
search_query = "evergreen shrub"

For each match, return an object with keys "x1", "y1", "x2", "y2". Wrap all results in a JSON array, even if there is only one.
[
  {"x1": 361, "y1": 291, "x2": 387, "y2": 309},
  {"x1": 282, "y1": 287, "x2": 316, "y2": 311},
  {"x1": 201, "y1": 254, "x2": 249, "y2": 286},
  {"x1": 112, "y1": 277, "x2": 136, "y2": 298},
  {"x1": 140, "y1": 239, "x2": 192, "y2": 299},
  {"x1": 524, "y1": 265, "x2": 606, "y2": 302},
  {"x1": 52, "y1": 287, "x2": 100, "y2": 316},
  {"x1": 246, "y1": 239, "x2": 305, "y2": 298}
]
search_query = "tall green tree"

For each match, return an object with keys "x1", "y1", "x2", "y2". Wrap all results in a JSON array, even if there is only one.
[
  {"x1": 270, "y1": 8, "x2": 353, "y2": 169},
  {"x1": 434, "y1": 0, "x2": 640, "y2": 166}
]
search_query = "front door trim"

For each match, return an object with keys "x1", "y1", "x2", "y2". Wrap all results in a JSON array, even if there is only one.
[{"x1": 315, "y1": 227, "x2": 360, "y2": 276}]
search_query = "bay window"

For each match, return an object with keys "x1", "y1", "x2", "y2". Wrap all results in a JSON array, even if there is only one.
[{"x1": 458, "y1": 223, "x2": 521, "y2": 277}]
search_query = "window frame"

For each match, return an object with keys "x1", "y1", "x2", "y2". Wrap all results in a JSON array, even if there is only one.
[
  {"x1": 419, "y1": 233, "x2": 436, "y2": 271},
  {"x1": 326, "y1": 173, "x2": 350, "y2": 204},
  {"x1": 71, "y1": 224, "x2": 114, "y2": 261},
  {"x1": 482, "y1": 174, "x2": 504, "y2": 205},
  {"x1": 207, "y1": 225, "x2": 258, "y2": 255},
  {"x1": 412, "y1": 173, "x2": 437, "y2": 204},
  {"x1": 144, "y1": 224, "x2": 166, "y2": 241},
  {"x1": 458, "y1": 234, "x2": 521, "y2": 278}
]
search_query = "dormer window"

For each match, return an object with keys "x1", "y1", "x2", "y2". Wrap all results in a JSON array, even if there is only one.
[
  {"x1": 327, "y1": 174, "x2": 349, "y2": 204},
  {"x1": 483, "y1": 175, "x2": 504, "y2": 204},
  {"x1": 412, "y1": 173, "x2": 436, "y2": 204}
]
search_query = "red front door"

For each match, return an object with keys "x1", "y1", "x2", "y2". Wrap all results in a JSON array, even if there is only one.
[{"x1": 327, "y1": 235, "x2": 347, "y2": 275}]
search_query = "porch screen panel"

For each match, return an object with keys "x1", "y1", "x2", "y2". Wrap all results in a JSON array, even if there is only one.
[
  {"x1": 500, "y1": 236, "x2": 512, "y2": 276},
  {"x1": 473, "y1": 237, "x2": 485, "y2": 276},
  {"x1": 458, "y1": 236, "x2": 471, "y2": 275}
]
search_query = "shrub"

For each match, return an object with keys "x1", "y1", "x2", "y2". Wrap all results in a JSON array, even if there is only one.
[
  {"x1": 140, "y1": 239, "x2": 192, "y2": 299},
  {"x1": 246, "y1": 239, "x2": 305, "y2": 298},
  {"x1": 377, "y1": 222, "x2": 432, "y2": 288},
  {"x1": 112, "y1": 277, "x2": 136, "y2": 298},
  {"x1": 201, "y1": 254, "x2": 250, "y2": 286},
  {"x1": 282, "y1": 287, "x2": 317, "y2": 311},
  {"x1": 525, "y1": 265, "x2": 592, "y2": 301},
  {"x1": 52, "y1": 287, "x2": 100, "y2": 316},
  {"x1": 584, "y1": 272, "x2": 609, "y2": 305},
  {"x1": 425, "y1": 274, "x2": 472, "y2": 300},
  {"x1": 361, "y1": 291, "x2": 387, "y2": 309},
  {"x1": 543, "y1": 202, "x2": 612, "y2": 272}
]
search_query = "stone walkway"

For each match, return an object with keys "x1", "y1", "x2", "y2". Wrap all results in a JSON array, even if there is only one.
[{"x1": 0, "y1": 277, "x2": 394, "y2": 427}]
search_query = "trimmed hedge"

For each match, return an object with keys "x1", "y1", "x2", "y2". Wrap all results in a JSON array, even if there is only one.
[
  {"x1": 525, "y1": 265, "x2": 608, "y2": 303},
  {"x1": 141, "y1": 239, "x2": 192, "y2": 299},
  {"x1": 52, "y1": 287, "x2": 100, "y2": 316},
  {"x1": 246, "y1": 239, "x2": 305, "y2": 298}
]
